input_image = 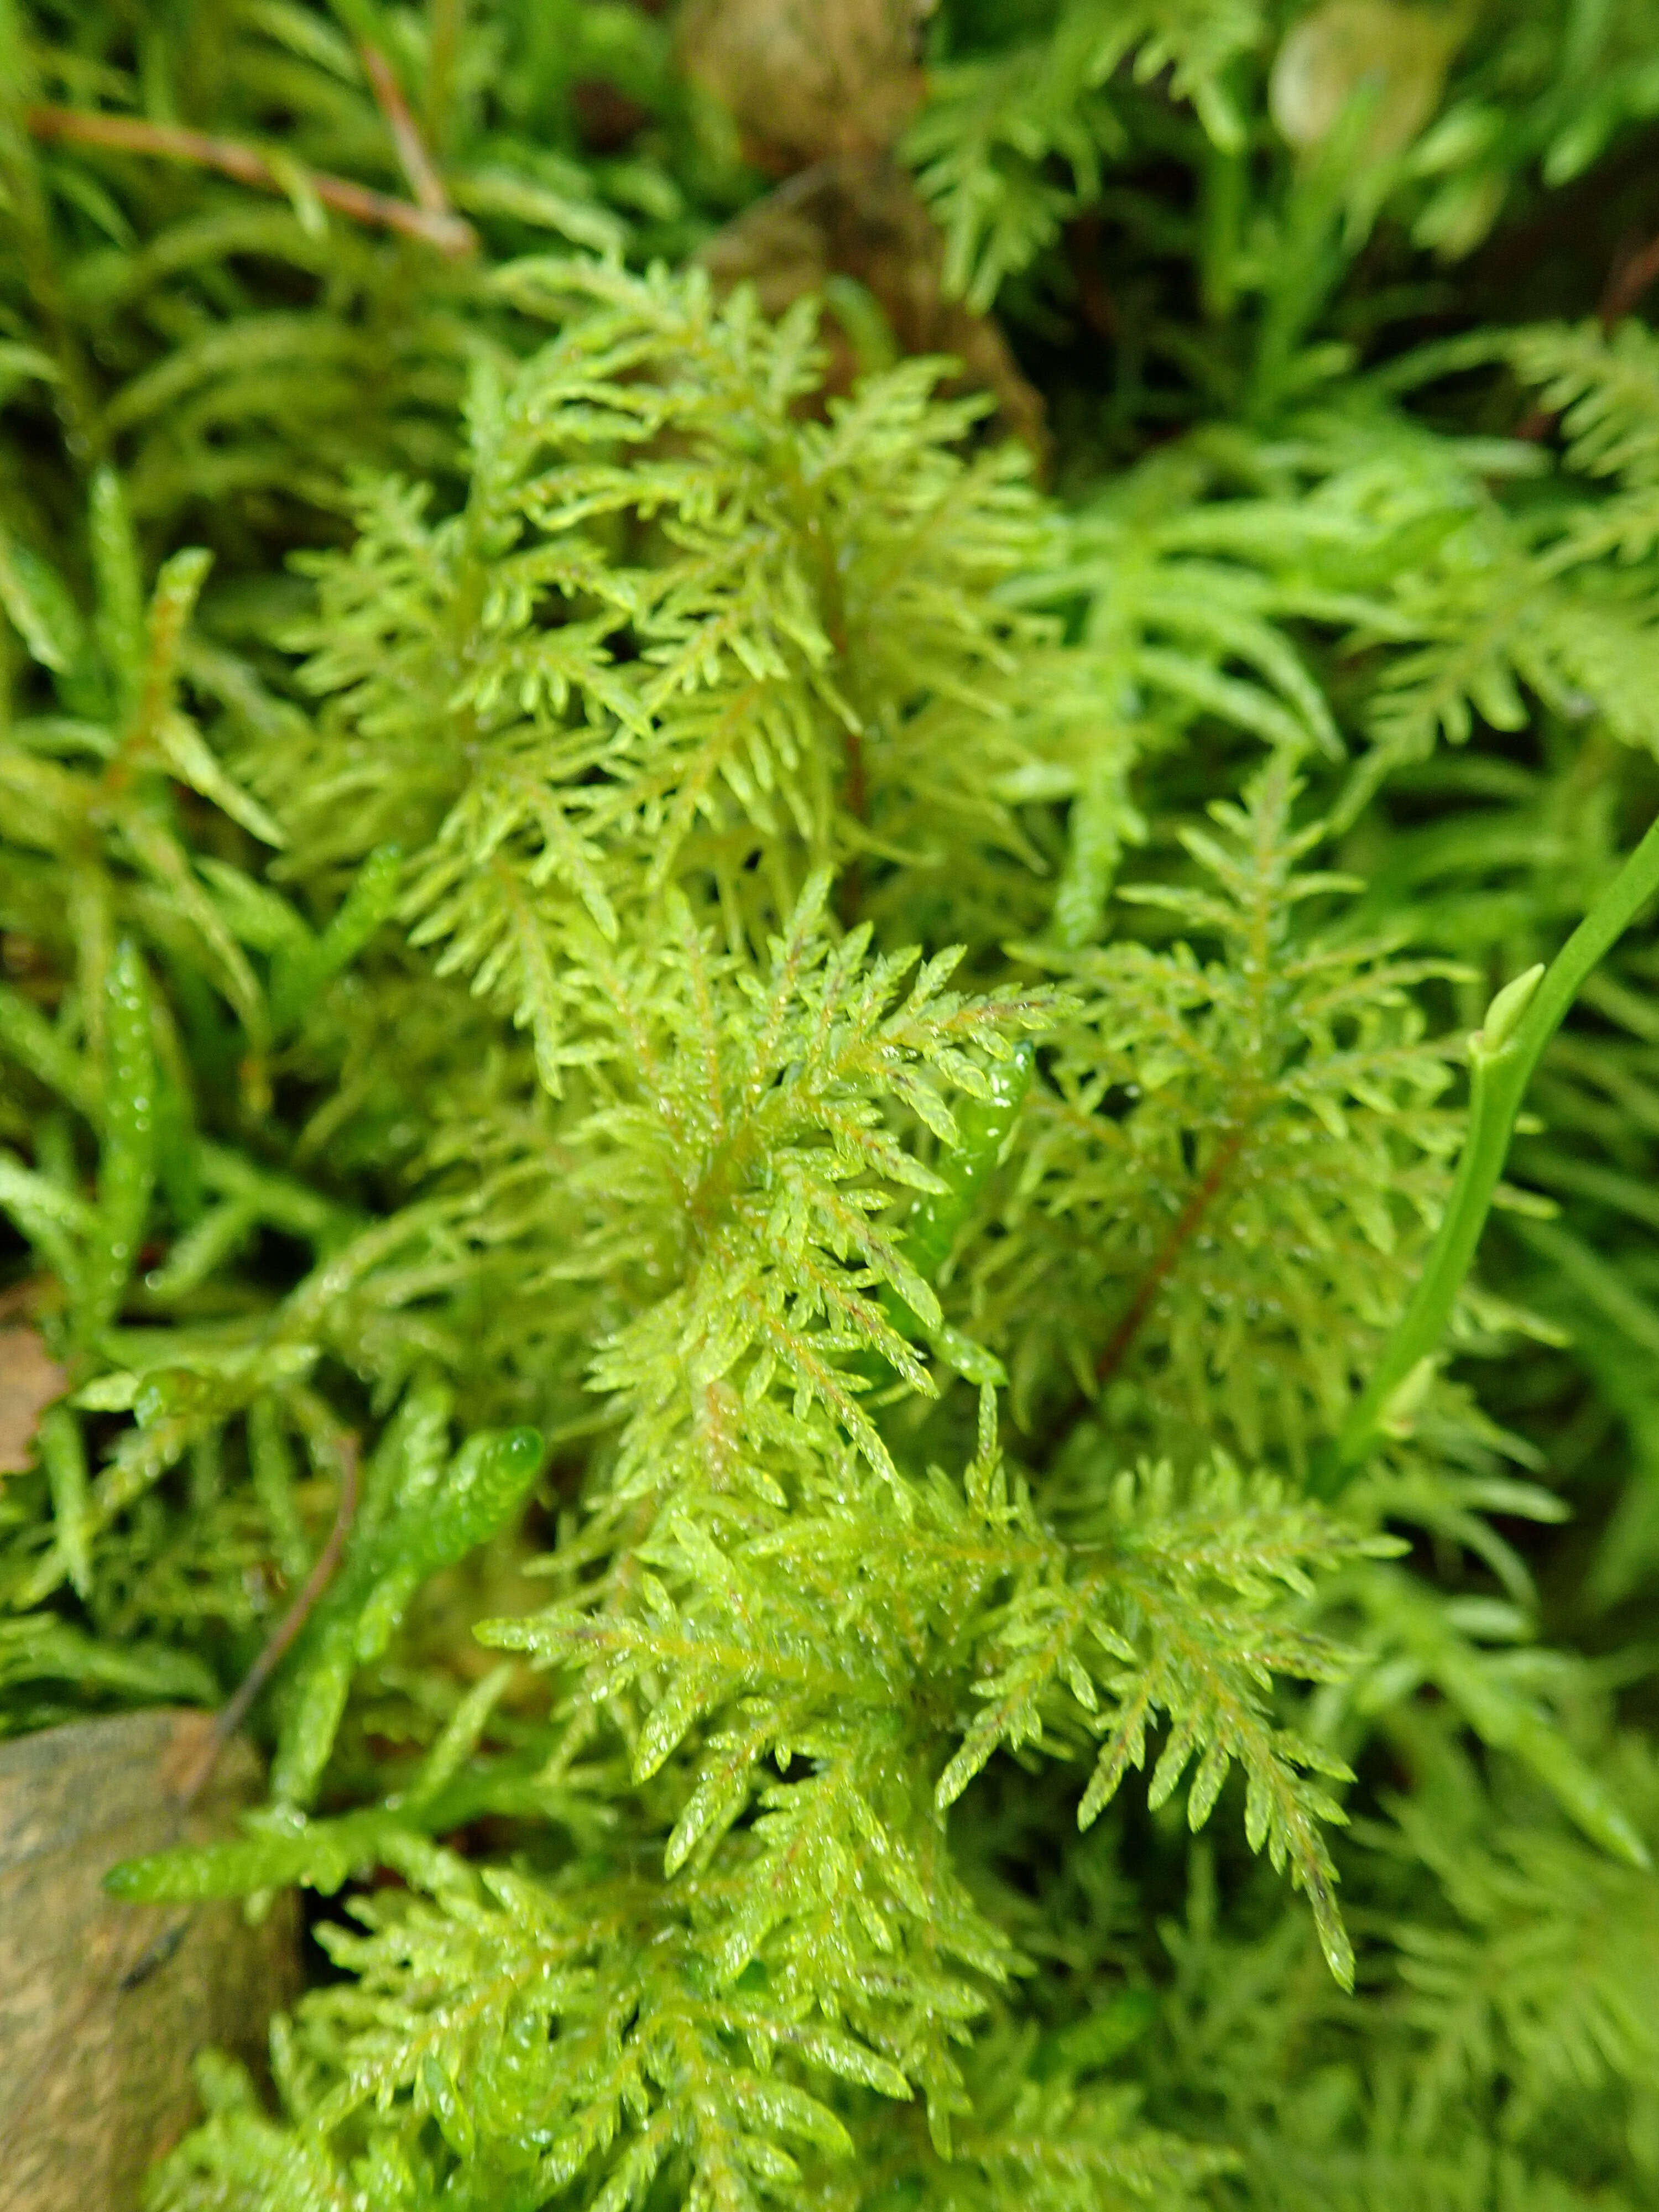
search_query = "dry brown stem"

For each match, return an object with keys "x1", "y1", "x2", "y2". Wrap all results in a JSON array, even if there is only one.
[
  {"x1": 24, "y1": 106, "x2": 477, "y2": 258},
  {"x1": 171, "y1": 1433, "x2": 361, "y2": 1810}
]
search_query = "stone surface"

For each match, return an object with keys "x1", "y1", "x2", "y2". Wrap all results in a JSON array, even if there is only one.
[{"x1": 0, "y1": 1708, "x2": 300, "y2": 2211}]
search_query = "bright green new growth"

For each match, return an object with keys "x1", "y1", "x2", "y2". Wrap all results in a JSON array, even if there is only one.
[
  {"x1": 269, "y1": 1418, "x2": 544, "y2": 1807},
  {"x1": 5, "y1": 2, "x2": 1659, "y2": 2208}
]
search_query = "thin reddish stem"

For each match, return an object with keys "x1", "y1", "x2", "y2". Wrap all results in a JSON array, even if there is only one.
[
  {"x1": 25, "y1": 107, "x2": 476, "y2": 258},
  {"x1": 1095, "y1": 1124, "x2": 1248, "y2": 1387},
  {"x1": 360, "y1": 45, "x2": 452, "y2": 217},
  {"x1": 173, "y1": 1434, "x2": 361, "y2": 1809}
]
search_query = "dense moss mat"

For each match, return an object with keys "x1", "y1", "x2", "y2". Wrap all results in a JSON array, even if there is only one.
[{"x1": 6, "y1": 3, "x2": 1659, "y2": 2205}]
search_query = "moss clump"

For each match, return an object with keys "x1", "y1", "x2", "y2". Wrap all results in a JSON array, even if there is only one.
[{"x1": 6, "y1": 3, "x2": 1659, "y2": 2206}]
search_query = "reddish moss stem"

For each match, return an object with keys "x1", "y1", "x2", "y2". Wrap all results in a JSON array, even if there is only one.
[
  {"x1": 173, "y1": 1434, "x2": 360, "y2": 1809},
  {"x1": 1095, "y1": 1124, "x2": 1248, "y2": 1387},
  {"x1": 359, "y1": 44, "x2": 452, "y2": 217},
  {"x1": 25, "y1": 106, "x2": 476, "y2": 257}
]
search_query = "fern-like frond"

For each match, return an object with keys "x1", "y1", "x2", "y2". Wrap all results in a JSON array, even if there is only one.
[
  {"x1": 905, "y1": 0, "x2": 1261, "y2": 311},
  {"x1": 969, "y1": 757, "x2": 1463, "y2": 1466},
  {"x1": 938, "y1": 1454, "x2": 1378, "y2": 1987},
  {"x1": 260, "y1": 264, "x2": 1079, "y2": 1054},
  {"x1": 1386, "y1": 1744, "x2": 1659, "y2": 2145},
  {"x1": 463, "y1": 872, "x2": 1055, "y2": 1503}
]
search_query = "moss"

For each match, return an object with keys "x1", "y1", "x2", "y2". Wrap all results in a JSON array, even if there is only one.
[{"x1": 4, "y1": 3, "x2": 1659, "y2": 2205}]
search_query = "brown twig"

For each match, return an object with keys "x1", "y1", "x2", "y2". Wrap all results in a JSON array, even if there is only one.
[
  {"x1": 171, "y1": 1433, "x2": 361, "y2": 1810},
  {"x1": 1095, "y1": 1124, "x2": 1249, "y2": 1387},
  {"x1": 24, "y1": 106, "x2": 477, "y2": 259},
  {"x1": 359, "y1": 44, "x2": 452, "y2": 218}
]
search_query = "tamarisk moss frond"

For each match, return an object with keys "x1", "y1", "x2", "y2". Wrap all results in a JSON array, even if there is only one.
[
  {"x1": 1275, "y1": 336, "x2": 1659, "y2": 805},
  {"x1": 936, "y1": 1454, "x2": 1385, "y2": 1989},
  {"x1": 487, "y1": 1395, "x2": 1376, "y2": 2026},
  {"x1": 560, "y1": 876, "x2": 1056, "y2": 1500},
  {"x1": 1511, "y1": 319, "x2": 1659, "y2": 499},
  {"x1": 260, "y1": 262, "x2": 1091, "y2": 1064},
  {"x1": 1384, "y1": 1737, "x2": 1659, "y2": 2145},
  {"x1": 905, "y1": 0, "x2": 1264, "y2": 312},
  {"x1": 148, "y1": 1876, "x2": 1222, "y2": 2212},
  {"x1": 1016, "y1": 377, "x2": 1659, "y2": 824},
  {"x1": 12, "y1": 12, "x2": 1659, "y2": 2204},
  {"x1": 431, "y1": 868, "x2": 1058, "y2": 1515},
  {"x1": 798, "y1": 2020, "x2": 1237, "y2": 2212},
  {"x1": 121, "y1": 1390, "x2": 1376, "y2": 2197},
  {"x1": 974, "y1": 759, "x2": 1465, "y2": 1466}
]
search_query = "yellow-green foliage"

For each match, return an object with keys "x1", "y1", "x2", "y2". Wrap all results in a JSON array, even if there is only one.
[{"x1": 6, "y1": 5, "x2": 1659, "y2": 2210}]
